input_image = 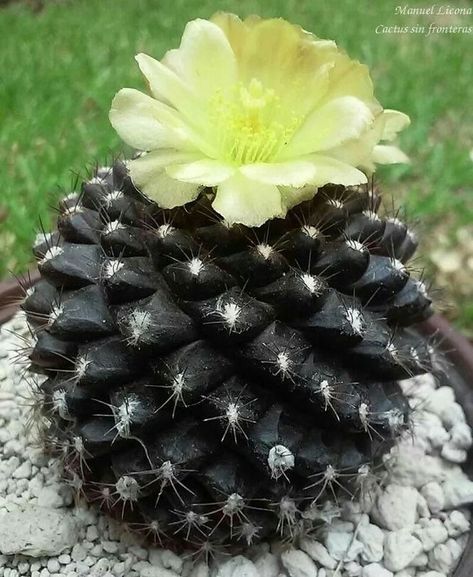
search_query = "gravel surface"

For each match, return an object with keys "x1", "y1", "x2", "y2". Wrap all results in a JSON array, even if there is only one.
[{"x1": 0, "y1": 312, "x2": 472, "y2": 577}]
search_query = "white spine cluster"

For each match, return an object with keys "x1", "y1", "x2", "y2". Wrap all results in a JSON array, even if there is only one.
[
  {"x1": 345, "y1": 307, "x2": 365, "y2": 336},
  {"x1": 74, "y1": 355, "x2": 90, "y2": 382},
  {"x1": 327, "y1": 199, "x2": 344, "y2": 209},
  {"x1": 301, "y1": 273, "x2": 322, "y2": 295},
  {"x1": 51, "y1": 389, "x2": 69, "y2": 421},
  {"x1": 115, "y1": 398, "x2": 140, "y2": 438},
  {"x1": 156, "y1": 224, "x2": 174, "y2": 238},
  {"x1": 103, "y1": 220, "x2": 126, "y2": 235},
  {"x1": 345, "y1": 239, "x2": 366, "y2": 253},
  {"x1": 387, "y1": 216, "x2": 404, "y2": 227},
  {"x1": 40, "y1": 245, "x2": 63, "y2": 264},
  {"x1": 216, "y1": 300, "x2": 241, "y2": 332},
  {"x1": 256, "y1": 243, "x2": 273, "y2": 260},
  {"x1": 104, "y1": 190, "x2": 123, "y2": 207},
  {"x1": 362, "y1": 210, "x2": 380, "y2": 222},
  {"x1": 268, "y1": 445, "x2": 295, "y2": 480},
  {"x1": 103, "y1": 259, "x2": 124, "y2": 279},
  {"x1": 275, "y1": 352, "x2": 291, "y2": 378},
  {"x1": 115, "y1": 475, "x2": 140, "y2": 503},
  {"x1": 126, "y1": 310, "x2": 152, "y2": 346},
  {"x1": 301, "y1": 225, "x2": 320, "y2": 239},
  {"x1": 391, "y1": 258, "x2": 407, "y2": 275},
  {"x1": 188, "y1": 257, "x2": 204, "y2": 277},
  {"x1": 222, "y1": 493, "x2": 245, "y2": 517},
  {"x1": 48, "y1": 303, "x2": 64, "y2": 327},
  {"x1": 62, "y1": 204, "x2": 83, "y2": 217}
]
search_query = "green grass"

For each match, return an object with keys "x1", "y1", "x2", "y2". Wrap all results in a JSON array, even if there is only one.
[{"x1": 0, "y1": 0, "x2": 472, "y2": 326}]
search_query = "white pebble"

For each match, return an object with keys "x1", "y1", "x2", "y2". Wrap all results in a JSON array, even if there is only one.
[
  {"x1": 417, "y1": 493, "x2": 431, "y2": 518},
  {"x1": 413, "y1": 518, "x2": 448, "y2": 551},
  {"x1": 372, "y1": 485, "x2": 419, "y2": 530},
  {"x1": 71, "y1": 544, "x2": 87, "y2": 562},
  {"x1": 129, "y1": 546, "x2": 148, "y2": 560},
  {"x1": 13, "y1": 461, "x2": 31, "y2": 479},
  {"x1": 0, "y1": 508, "x2": 78, "y2": 556},
  {"x1": 280, "y1": 549, "x2": 318, "y2": 577},
  {"x1": 253, "y1": 552, "x2": 280, "y2": 577},
  {"x1": 383, "y1": 530, "x2": 423, "y2": 572},
  {"x1": 148, "y1": 550, "x2": 163, "y2": 567},
  {"x1": 445, "y1": 537, "x2": 463, "y2": 563},
  {"x1": 357, "y1": 523, "x2": 385, "y2": 563},
  {"x1": 191, "y1": 563, "x2": 209, "y2": 577},
  {"x1": 427, "y1": 543, "x2": 454, "y2": 573},
  {"x1": 58, "y1": 555, "x2": 71, "y2": 565},
  {"x1": 444, "y1": 510, "x2": 470, "y2": 537},
  {"x1": 46, "y1": 560, "x2": 60, "y2": 573},
  {"x1": 387, "y1": 445, "x2": 445, "y2": 487},
  {"x1": 325, "y1": 531, "x2": 363, "y2": 562},
  {"x1": 410, "y1": 552, "x2": 428, "y2": 567},
  {"x1": 102, "y1": 541, "x2": 118, "y2": 554},
  {"x1": 37, "y1": 486, "x2": 65, "y2": 509},
  {"x1": 86, "y1": 525, "x2": 99, "y2": 542},
  {"x1": 141, "y1": 566, "x2": 180, "y2": 577},
  {"x1": 443, "y1": 478, "x2": 473, "y2": 508},
  {"x1": 90, "y1": 558, "x2": 111, "y2": 576},
  {"x1": 300, "y1": 539, "x2": 336, "y2": 569},
  {"x1": 344, "y1": 562, "x2": 362, "y2": 577},
  {"x1": 411, "y1": 411, "x2": 450, "y2": 450},
  {"x1": 449, "y1": 422, "x2": 472, "y2": 449},
  {"x1": 362, "y1": 564, "x2": 393, "y2": 577},
  {"x1": 160, "y1": 550, "x2": 183, "y2": 573},
  {"x1": 420, "y1": 482, "x2": 445, "y2": 514},
  {"x1": 441, "y1": 444, "x2": 467, "y2": 463}
]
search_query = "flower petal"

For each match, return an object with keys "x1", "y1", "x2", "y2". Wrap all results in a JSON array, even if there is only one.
[
  {"x1": 210, "y1": 12, "x2": 250, "y2": 60},
  {"x1": 166, "y1": 159, "x2": 235, "y2": 186},
  {"x1": 381, "y1": 109, "x2": 411, "y2": 141},
  {"x1": 162, "y1": 19, "x2": 237, "y2": 105},
  {"x1": 279, "y1": 185, "x2": 318, "y2": 211},
  {"x1": 322, "y1": 112, "x2": 386, "y2": 168},
  {"x1": 308, "y1": 154, "x2": 368, "y2": 186},
  {"x1": 240, "y1": 160, "x2": 317, "y2": 187},
  {"x1": 109, "y1": 88, "x2": 201, "y2": 151},
  {"x1": 135, "y1": 53, "x2": 208, "y2": 131},
  {"x1": 233, "y1": 18, "x2": 334, "y2": 118},
  {"x1": 372, "y1": 145, "x2": 410, "y2": 164},
  {"x1": 212, "y1": 173, "x2": 284, "y2": 226},
  {"x1": 281, "y1": 96, "x2": 374, "y2": 158},
  {"x1": 319, "y1": 54, "x2": 376, "y2": 109},
  {"x1": 128, "y1": 151, "x2": 202, "y2": 208}
]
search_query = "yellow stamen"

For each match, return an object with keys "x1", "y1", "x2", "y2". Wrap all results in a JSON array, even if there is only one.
[{"x1": 212, "y1": 79, "x2": 301, "y2": 165}]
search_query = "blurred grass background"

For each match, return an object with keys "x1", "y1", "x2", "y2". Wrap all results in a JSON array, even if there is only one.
[{"x1": 0, "y1": 0, "x2": 472, "y2": 332}]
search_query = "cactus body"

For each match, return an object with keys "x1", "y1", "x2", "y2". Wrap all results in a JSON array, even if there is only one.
[{"x1": 26, "y1": 162, "x2": 434, "y2": 549}]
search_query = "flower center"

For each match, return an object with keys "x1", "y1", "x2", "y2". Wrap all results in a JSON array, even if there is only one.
[{"x1": 212, "y1": 78, "x2": 300, "y2": 165}]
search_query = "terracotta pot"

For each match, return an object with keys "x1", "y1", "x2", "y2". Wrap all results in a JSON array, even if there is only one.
[
  {"x1": 1, "y1": 276, "x2": 473, "y2": 574},
  {"x1": 0, "y1": 271, "x2": 40, "y2": 324}
]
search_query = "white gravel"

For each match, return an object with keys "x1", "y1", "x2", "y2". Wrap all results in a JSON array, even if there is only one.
[{"x1": 0, "y1": 312, "x2": 472, "y2": 577}]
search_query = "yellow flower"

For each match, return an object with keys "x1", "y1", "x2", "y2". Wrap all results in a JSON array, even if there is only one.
[{"x1": 110, "y1": 13, "x2": 410, "y2": 227}]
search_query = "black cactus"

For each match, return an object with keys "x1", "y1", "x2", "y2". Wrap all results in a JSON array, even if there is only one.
[{"x1": 25, "y1": 161, "x2": 434, "y2": 551}]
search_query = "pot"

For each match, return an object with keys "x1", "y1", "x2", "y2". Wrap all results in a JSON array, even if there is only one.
[
  {"x1": 1, "y1": 276, "x2": 472, "y2": 575},
  {"x1": 420, "y1": 315, "x2": 473, "y2": 577},
  {"x1": 0, "y1": 271, "x2": 40, "y2": 324}
]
